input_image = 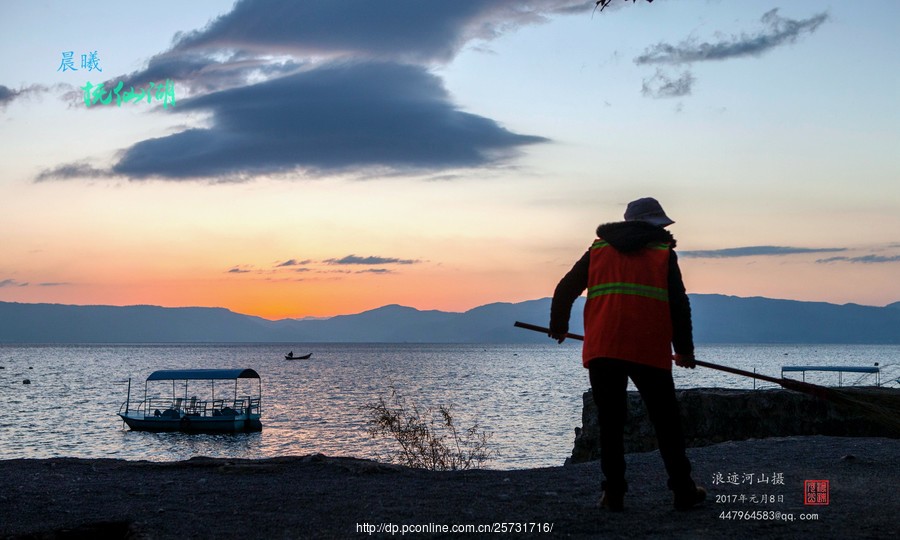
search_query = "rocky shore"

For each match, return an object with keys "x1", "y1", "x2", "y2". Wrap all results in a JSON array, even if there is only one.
[
  {"x1": 570, "y1": 387, "x2": 900, "y2": 463},
  {"x1": 2, "y1": 435, "x2": 898, "y2": 539}
]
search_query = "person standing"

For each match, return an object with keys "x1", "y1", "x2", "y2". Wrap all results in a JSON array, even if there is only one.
[{"x1": 549, "y1": 197, "x2": 705, "y2": 512}]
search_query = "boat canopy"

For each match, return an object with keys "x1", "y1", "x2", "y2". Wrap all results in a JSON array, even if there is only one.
[
  {"x1": 782, "y1": 366, "x2": 879, "y2": 373},
  {"x1": 146, "y1": 368, "x2": 260, "y2": 381}
]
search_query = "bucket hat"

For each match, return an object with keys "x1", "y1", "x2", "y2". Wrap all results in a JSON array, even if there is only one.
[{"x1": 624, "y1": 197, "x2": 675, "y2": 227}]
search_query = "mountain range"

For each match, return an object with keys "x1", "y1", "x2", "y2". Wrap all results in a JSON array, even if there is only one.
[{"x1": 0, "y1": 295, "x2": 898, "y2": 344}]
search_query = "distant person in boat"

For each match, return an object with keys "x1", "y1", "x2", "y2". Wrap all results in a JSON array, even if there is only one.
[
  {"x1": 287, "y1": 351, "x2": 294, "y2": 358},
  {"x1": 549, "y1": 197, "x2": 705, "y2": 512}
]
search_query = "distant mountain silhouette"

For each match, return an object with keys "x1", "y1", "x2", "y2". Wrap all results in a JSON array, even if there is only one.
[
  {"x1": 0, "y1": 295, "x2": 897, "y2": 344},
  {"x1": 690, "y1": 295, "x2": 900, "y2": 344}
]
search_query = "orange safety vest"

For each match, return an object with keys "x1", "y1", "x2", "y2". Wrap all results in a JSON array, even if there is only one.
[{"x1": 582, "y1": 239, "x2": 673, "y2": 370}]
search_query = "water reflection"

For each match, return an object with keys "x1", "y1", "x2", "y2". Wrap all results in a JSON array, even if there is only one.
[{"x1": 0, "y1": 343, "x2": 896, "y2": 469}]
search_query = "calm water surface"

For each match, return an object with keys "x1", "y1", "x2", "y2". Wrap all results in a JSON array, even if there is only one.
[{"x1": 1, "y1": 343, "x2": 897, "y2": 469}]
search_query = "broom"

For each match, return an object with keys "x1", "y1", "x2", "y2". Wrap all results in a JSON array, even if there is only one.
[{"x1": 513, "y1": 321, "x2": 900, "y2": 435}]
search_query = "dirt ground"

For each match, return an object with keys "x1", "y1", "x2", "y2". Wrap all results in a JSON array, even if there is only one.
[{"x1": 1, "y1": 435, "x2": 897, "y2": 539}]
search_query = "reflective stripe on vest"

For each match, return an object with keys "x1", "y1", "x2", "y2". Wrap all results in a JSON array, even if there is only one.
[
  {"x1": 587, "y1": 240, "x2": 670, "y2": 302},
  {"x1": 587, "y1": 282, "x2": 668, "y2": 302}
]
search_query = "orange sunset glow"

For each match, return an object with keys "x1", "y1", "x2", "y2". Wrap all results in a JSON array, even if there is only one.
[{"x1": 1, "y1": 0, "x2": 898, "y2": 319}]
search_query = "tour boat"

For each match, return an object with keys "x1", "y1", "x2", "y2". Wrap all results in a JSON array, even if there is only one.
[{"x1": 118, "y1": 368, "x2": 262, "y2": 433}]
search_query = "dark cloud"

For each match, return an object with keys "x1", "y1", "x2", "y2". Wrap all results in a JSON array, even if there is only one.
[
  {"x1": 635, "y1": 8, "x2": 829, "y2": 66},
  {"x1": 680, "y1": 246, "x2": 846, "y2": 259},
  {"x1": 37, "y1": 0, "x2": 578, "y2": 182},
  {"x1": 324, "y1": 254, "x2": 419, "y2": 266},
  {"x1": 641, "y1": 69, "x2": 694, "y2": 99},
  {"x1": 0, "y1": 83, "x2": 61, "y2": 109},
  {"x1": 172, "y1": 0, "x2": 593, "y2": 64},
  {"x1": 109, "y1": 0, "x2": 593, "y2": 97},
  {"x1": 36, "y1": 162, "x2": 111, "y2": 182},
  {"x1": 276, "y1": 259, "x2": 312, "y2": 267},
  {"x1": 105, "y1": 61, "x2": 546, "y2": 179},
  {"x1": 228, "y1": 255, "x2": 417, "y2": 276},
  {"x1": 816, "y1": 255, "x2": 900, "y2": 264},
  {"x1": 0, "y1": 278, "x2": 67, "y2": 287},
  {"x1": 0, "y1": 85, "x2": 16, "y2": 106},
  {"x1": 114, "y1": 51, "x2": 304, "y2": 97},
  {"x1": 633, "y1": 8, "x2": 828, "y2": 101}
]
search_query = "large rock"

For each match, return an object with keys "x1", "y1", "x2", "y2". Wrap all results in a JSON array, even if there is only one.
[{"x1": 568, "y1": 387, "x2": 900, "y2": 464}]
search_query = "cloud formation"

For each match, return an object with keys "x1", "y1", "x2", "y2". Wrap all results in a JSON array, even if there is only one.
[
  {"x1": 679, "y1": 246, "x2": 846, "y2": 259},
  {"x1": 36, "y1": 162, "x2": 111, "y2": 182},
  {"x1": 276, "y1": 259, "x2": 312, "y2": 267},
  {"x1": 0, "y1": 279, "x2": 65, "y2": 288},
  {"x1": 103, "y1": 61, "x2": 546, "y2": 179},
  {"x1": 226, "y1": 254, "x2": 420, "y2": 278},
  {"x1": 171, "y1": 0, "x2": 591, "y2": 64},
  {"x1": 633, "y1": 8, "x2": 828, "y2": 99},
  {"x1": 0, "y1": 83, "x2": 63, "y2": 109},
  {"x1": 635, "y1": 9, "x2": 829, "y2": 66},
  {"x1": 817, "y1": 255, "x2": 900, "y2": 264},
  {"x1": 0, "y1": 85, "x2": 15, "y2": 107},
  {"x1": 40, "y1": 0, "x2": 586, "y2": 181},
  {"x1": 641, "y1": 69, "x2": 694, "y2": 99},
  {"x1": 324, "y1": 254, "x2": 419, "y2": 266}
]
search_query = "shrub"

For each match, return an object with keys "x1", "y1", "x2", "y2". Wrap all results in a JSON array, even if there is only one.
[{"x1": 362, "y1": 387, "x2": 494, "y2": 471}]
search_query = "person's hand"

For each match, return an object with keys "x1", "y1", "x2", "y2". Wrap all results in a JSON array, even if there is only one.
[
  {"x1": 549, "y1": 332, "x2": 566, "y2": 344},
  {"x1": 674, "y1": 353, "x2": 696, "y2": 369}
]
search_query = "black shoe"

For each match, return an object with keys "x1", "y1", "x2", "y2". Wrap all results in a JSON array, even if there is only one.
[
  {"x1": 599, "y1": 491, "x2": 625, "y2": 512},
  {"x1": 673, "y1": 486, "x2": 706, "y2": 511}
]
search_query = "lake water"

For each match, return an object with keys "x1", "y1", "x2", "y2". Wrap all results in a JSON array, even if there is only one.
[{"x1": 1, "y1": 343, "x2": 897, "y2": 470}]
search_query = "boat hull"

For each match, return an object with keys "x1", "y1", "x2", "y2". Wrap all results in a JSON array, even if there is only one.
[{"x1": 118, "y1": 413, "x2": 262, "y2": 433}]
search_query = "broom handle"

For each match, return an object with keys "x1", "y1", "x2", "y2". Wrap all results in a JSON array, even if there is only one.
[
  {"x1": 513, "y1": 321, "x2": 804, "y2": 389},
  {"x1": 513, "y1": 321, "x2": 586, "y2": 342}
]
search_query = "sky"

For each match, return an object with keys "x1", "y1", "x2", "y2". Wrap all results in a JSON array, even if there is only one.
[{"x1": 0, "y1": 0, "x2": 898, "y2": 319}]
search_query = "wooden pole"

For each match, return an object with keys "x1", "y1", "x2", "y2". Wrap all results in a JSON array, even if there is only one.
[{"x1": 513, "y1": 321, "x2": 825, "y2": 396}]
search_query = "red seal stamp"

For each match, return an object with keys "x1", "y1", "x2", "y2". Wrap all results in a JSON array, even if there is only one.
[{"x1": 804, "y1": 480, "x2": 829, "y2": 505}]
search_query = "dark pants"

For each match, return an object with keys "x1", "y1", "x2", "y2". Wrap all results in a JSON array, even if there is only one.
[{"x1": 588, "y1": 358, "x2": 696, "y2": 495}]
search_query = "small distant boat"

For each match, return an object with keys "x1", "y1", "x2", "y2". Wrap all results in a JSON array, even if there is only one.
[
  {"x1": 118, "y1": 368, "x2": 263, "y2": 433},
  {"x1": 284, "y1": 352, "x2": 312, "y2": 360}
]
